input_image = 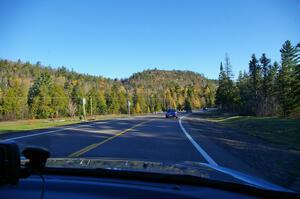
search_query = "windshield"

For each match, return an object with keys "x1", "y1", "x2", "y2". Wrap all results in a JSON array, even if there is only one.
[{"x1": 0, "y1": 0, "x2": 299, "y2": 194}]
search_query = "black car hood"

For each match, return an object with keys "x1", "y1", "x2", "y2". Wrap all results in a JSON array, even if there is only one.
[{"x1": 44, "y1": 157, "x2": 293, "y2": 193}]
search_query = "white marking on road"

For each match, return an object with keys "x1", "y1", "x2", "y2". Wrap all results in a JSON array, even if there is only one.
[
  {"x1": 178, "y1": 114, "x2": 295, "y2": 192},
  {"x1": 1, "y1": 123, "x2": 94, "y2": 141},
  {"x1": 1, "y1": 116, "x2": 155, "y2": 142},
  {"x1": 202, "y1": 163, "x2": 293, "y2": 192},
  {"x1": 179, "y1": 115, "x2": 218, "y2": 166}
]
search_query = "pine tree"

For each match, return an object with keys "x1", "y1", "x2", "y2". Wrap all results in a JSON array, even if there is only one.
[
  {"x1": 87, "y1": 87, "x2": 97, "y2": 115},
  {"x1": 51, "y1": 84, "x2": 68, "y2": 117},
  {"x1": 28, "y1": 73, "x2": 53, "y2": 118},
  {"x1": 95, "y1": 91, "x2": 107, "y2": 114},
  {"x1": 71, "y1": 83, "x2": 84, "y2": 116},
  {"x1": 236, "y1": 71, "x2": 251, "y2": 114},
  {"x1": 215, "y1": 56, "x2": 237, "y2": 111},
  {"x1": 133, "y1": 87, "x2": 146, "y2": 113},
  {"x1": 215, "y1": 62, "x2": 226, "y2": 108},
  {"x1": 292, "y1": 42, "x2": 300, "y2": 116},
  {"x1": 118, "y1": 87, "x2": 127, "y2": 114},
  {"x1": 267, "y1": 61, "x2": 279, "y2": 115},
  {"x1": 278, "y1": 40, "x2": 298, "y2": 116},
  {"x1": 184, "y1": 98, "x2": 192, "y2": 112},
  {"x1": 248, "y1": 54, "x2": 262, "y2": 115},
  {"x1": 107, "y1": 85, "x2": 120, "y2": 114},
  {"x1": 2, "y1": 78, "x2": 27, "y2": 119},
  {"x1": 224, "y1": 53, "x2": 233, "y2": 79},
  {"x1": 153, "y1": 93, "x2": 161, "y2": 113},
  {"x1": 259, "y1": 53, "x2": 271, "y2": 115}
]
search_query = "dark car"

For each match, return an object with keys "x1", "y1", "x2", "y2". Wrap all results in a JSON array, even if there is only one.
[{"x1": 165, "y1": 109, "x2": 178, "y2": 118}]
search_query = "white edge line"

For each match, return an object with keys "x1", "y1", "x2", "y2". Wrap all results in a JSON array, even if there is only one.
[
  {"x1": 202, "y1": 163, "x2": 294, "y2": 193},
  {"x1": 179, "y1": 115, "x2": 294, "y2": 192},
  {"x1": 1, "y1": 123, "x2": 91, "y2": 142},
  {"x1": 179, "y1": 115, "x2": 218, "y2": 166},
  {"x1": 1, "y1": 115, "x2": 158, "y2": 142},
  {"x1": 1, "y1": 116, "x2": 152, "y2": 142}
]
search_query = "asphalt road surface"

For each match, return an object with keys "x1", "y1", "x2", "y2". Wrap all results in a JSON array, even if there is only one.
[
  {"x1": 0, "y1": 113, "x2": 202, "y2": 161},
  {"x1": 0, "y1": 112, "x2": 261, "y2": 178},
  {"x1": 2, "y1": 111, "x2": 299, "y2": 193}
]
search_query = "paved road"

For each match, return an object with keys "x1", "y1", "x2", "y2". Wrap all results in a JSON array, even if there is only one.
[
  {"x1": 1, "y1": 112, "x2": 297, "y2": 192},
  {"x1": 0, "y1": 112, "x2": 262, "y2": 180},
  {"x1": 0, "y1": 112, "x2": 284, "y2": 187},
  {"x1": 0, "y1": 113, "x2": 207, "y2": 163}
]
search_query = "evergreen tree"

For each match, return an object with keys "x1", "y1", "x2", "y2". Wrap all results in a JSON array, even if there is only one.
[
  {"x1": 153, "y1": 93, "x2": 161, "y2": 113},
  {"x1": 267, "y1": 61, "x2": 279, "y2": 115},
  {"x1": 95, "y1": 91, "x2": 107, "y2": 114},
  {"x1": 107, "y1": 85, "x2": 120, "y2": 114},
  {"x1": 2, "y1": 79, "x2": 27, "y2": 119},
  {"x1": 51, "y1": 84, "x2": 68, "y2": 117},
  {"x1": 236, "y1": 71, "x2": 251, "y2": 114},
  {"x1": 118, "y1": 87, "x2": 127, "y2": 114},
  {"x1": 184, "y1": 97, "x2": 192, "y2": 112},
  {"x1": 259, "y1": 53, "x2": 271, "y2": 115},
  {"x1": 248, "y1": 54, "x2": 262, "y2": 115},
  {"x1": 87, "y1": 87, "x2": 97, "y2": 115},
  {"x1": 71, "y1": 83, "x2": 84, "y2": 116},
  {"x1": 215, "y1": 56, "x2": 237, "y2": 111},
  {"x1": 215, "y1": 62, "x2": 226, "y2": 108},
  {"x1": 28, "y1": 73, "x2": 53, "y2": 118},
  {"x1": 133, "y1": 88, "x2": 146, "y2": 113},
  {"x1": 278, "y1": 40, "x2": 298, "y2": 116},
  {"x1": 224, "y1": 53, "x2": 233, "y2": 79},
  {"x1": 292, "y1": 42, "x2": 300, "y2": 116}
]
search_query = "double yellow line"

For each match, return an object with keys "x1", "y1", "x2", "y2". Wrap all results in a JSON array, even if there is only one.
[{"x1": 68, "y1": 119, "x2": 154, "y2": 158}]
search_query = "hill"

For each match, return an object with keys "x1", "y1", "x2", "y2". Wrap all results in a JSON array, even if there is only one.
[
  {"x1": 126, "y1": 69, "x2": 213, "y2": 88},
  {"x1": 0, "y1": 59, "x2": 216, "y2": 120}
]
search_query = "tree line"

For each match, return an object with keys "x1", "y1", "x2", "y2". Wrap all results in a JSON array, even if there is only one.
[
  {"x1": 216, "y1": 40, "x2": 300, "y2": 117},
  {"x1": 0, "y1": 60, "x2": 216, "y2": 120}
]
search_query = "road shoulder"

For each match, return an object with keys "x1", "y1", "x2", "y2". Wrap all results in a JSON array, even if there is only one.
[
  {"x1": 180, "y1": 114, "x2": 263, "y2": 178},
  {"x1": 182, "y1": 112, "x2": 300, "y2": 192}
]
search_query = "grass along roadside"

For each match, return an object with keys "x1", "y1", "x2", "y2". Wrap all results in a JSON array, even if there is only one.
[
  {"x1": 206, "y1": 115, "x2": 300, "y2": 150},
  {"x1": 0, "y1": 114, "x2": 134, "y2": 135}
]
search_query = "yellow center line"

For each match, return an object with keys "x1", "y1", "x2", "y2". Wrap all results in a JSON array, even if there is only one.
[{"x1": 68, "y1": 119, "x2": 155, "y2": 158}]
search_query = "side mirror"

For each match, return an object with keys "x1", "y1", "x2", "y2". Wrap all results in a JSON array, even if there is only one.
[
  {"x1": 0, "y1": 142, "x2": 20, "y2": 185},
  {"x1": 22, "y1": 147, "x2": 50, "y2": 173},
  {"x1": 0, "y1": 141, "x2": 51, "y2": 186}
]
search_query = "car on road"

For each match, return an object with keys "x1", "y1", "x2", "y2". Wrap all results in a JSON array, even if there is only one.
[{"x1": 165, "y1": 109, "x2": 178, "y2": 118}]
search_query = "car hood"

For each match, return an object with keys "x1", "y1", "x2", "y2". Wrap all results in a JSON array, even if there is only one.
[{"x1": 43, "y1": 157, "x2": 293, "y2": 193}]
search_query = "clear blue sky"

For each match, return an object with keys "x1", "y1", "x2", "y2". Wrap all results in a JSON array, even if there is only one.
[{"x1": 0, "y1": 0, "x2": 299, "y2": 79}]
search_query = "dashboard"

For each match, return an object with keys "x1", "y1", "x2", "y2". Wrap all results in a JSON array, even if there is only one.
[{"x1": 0, "y1": 174, "x2": 259, "y2": 199}]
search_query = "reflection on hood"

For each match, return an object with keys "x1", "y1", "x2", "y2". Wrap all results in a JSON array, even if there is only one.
[{"x1": 43, "y1": 157, "x2": 294, "y2": 193}]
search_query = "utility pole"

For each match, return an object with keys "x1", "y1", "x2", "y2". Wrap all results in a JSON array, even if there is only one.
[
  {"x1": 90, "y1": 97, "x2": 93, "y2": 116},
  {"x1": 126, "y1": 88, "x2": 130, "y2": 117},
  {"x1": 82, "y1": 98, "x2": 86, "y2": 120},
  {"x1": 127, "y1": 100, "x2": 131, "y2": 116}
]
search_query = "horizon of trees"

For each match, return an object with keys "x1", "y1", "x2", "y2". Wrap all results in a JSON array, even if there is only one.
[
  {"x1": 0, "y1": 61, "x2": 216, "y2": 120},
  {"x1": 216, "y1": 40, "x2": 300, "y2": 117}
]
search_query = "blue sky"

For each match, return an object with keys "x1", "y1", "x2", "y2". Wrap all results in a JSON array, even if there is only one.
[{"x1": 0, "y1": 0, "x2": 299, "y2": 79}]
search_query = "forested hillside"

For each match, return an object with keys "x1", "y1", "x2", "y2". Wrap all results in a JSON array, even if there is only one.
[
  {"x1": 215, "y1": 40, "x2": 300, "y2": 117},
  {"x1": 0, "y1": 60, "x2": 216, "y2": 120}
]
